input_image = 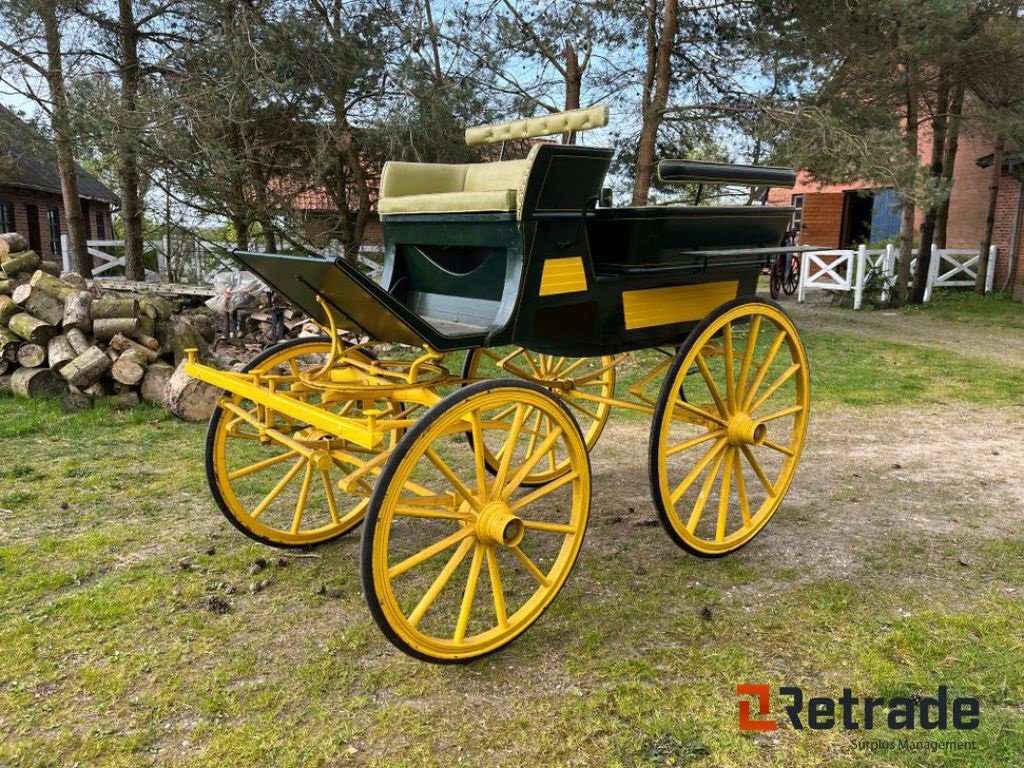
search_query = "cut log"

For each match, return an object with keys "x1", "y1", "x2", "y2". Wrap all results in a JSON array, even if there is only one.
[
  {"x1": 13, "y1": 284, "x2": 65, "y2": 326},
  {"x1": 8, "y1": 312, "x2": 57, "y2": 345},
  {"x1": 29, "y1": 270, "x2": 76, "y2": 302},
  {"x1": 166, "y1": 316, "x2": 207, "y2": 365},
  {"x1": 0, "y1": 232, "x2": 29, "y2": 257},
  {"x1": 137, "y1": 314, "x2": 155, "y2": 338},
  {"x1": 0, "y1": 327, "x2": 20, "y2": 360},
  {"x1": 0, "y1": 374, "x2": 11, "y2": 395},
  {"x1": 0, "y1": 294, "x2": 19, "y2": 324},
  {"x1": 106, "y1": 347, "x2": 119, "y2": 363},
  {"x1": 111, "y1": 352, "x2": 147, "y2": 386},
  {"x1": 98, "y1": 392, "x2": 140, "y2": 410},
  {"x1": 11, "y1": 366, "x2": 66, "y2": 398},
  {"x1": 47, "y1": 334, "x2": 76, "y2": 371},
  {"x1": 0, "y1": 357, "x2": 8, "y2": 376},
  {"x1": 91, "y1": 298, "x2": 139, "y2": 319},
  {"x1": 190, "y1": 313, "x2": 217, "y2": 343},
  {"x1": 62, "y1": 290, "x2": 93, "y2": 332},
  {"x1": 60, "y1": 388, "x2": 93, "y2": 413},
  {"x1": 83, "y1": 379, "x2": 109, "y2": 397},
  {"x1": 60, "y1": 345, "x2": 112, "y2": 388},
  {"x1": 166, "y1": 360, "x2": 221, "y2": 421},
  {"x1": 0, "y1": 279, "x2": 11, "y2": 294},
  {"x1": 39, "y1": 261, "x2": 61, "y2": 277},
  {"x1": 1, "y1": 250, "x2": 41, "y2": 276},
  {"x1": 16, "y1": 343, "x2": 47, "y2": 368},
  {"x1": 109, "y1": 332, "x2": 160, "y2": 362},
  {"x1": 59, "y1": 272, "x2": 88, "y2": 290},
  {"x1": 131, "y1": 331, "x2": 160, "y2": 351},
  {"x1": 140, "y1": 295, "x2": 173, "y2": 321},
  {"x1": 65, "y1": 327, "x2": 92, "y2": 355},
  {"x1": 94, "y1": 317, "x2": 139, "y2": 341},
  {"x1": 140, "y1": 361, "x2": 174, "y2": 405}
]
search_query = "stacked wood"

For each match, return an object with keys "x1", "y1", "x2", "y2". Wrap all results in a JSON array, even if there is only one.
[
  {"x1": 0, "y1": 268, "x2": 212, "y2": 413},
  {"x1": 0, "y1": 232, "x2": 29, "y2": 257}
]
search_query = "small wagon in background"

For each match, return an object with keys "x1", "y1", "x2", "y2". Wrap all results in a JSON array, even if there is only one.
[{"x1": 185, "y1": 105, "x2": 811, "y2": 662}]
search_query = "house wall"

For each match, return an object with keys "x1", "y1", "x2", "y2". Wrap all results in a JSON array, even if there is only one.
[
  {"x1": 0, "y1": 185, "x2": 113, "y2": 263},
  {"x1": 800, "y1": 192, "x2": 844, "y2": 248},
  {"x1": 991, "y1": 171, "x2": 1024, "y2": 290}
]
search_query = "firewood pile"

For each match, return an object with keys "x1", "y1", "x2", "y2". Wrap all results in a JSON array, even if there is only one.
[{"x1": 0, "y1": 232, "x2": 218, "y2": 418}]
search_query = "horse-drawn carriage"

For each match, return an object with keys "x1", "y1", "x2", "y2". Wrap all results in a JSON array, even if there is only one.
[{"x1": 185, "y1": 105, "x2": 810, "y2": 662}]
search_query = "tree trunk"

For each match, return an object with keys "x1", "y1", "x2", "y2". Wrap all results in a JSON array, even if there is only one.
[
  {"x1": 563, "y1": 40, "x2": 582, "y2": 144},
  {"x1": 935, "y1": 80, "x2": 965, "y2": 249},
  {"x1": 894, "y1": 60, "x2": 919, "y2": 307},
  {"x1": 632, "y1": 0, "x2": 679, "y2": 206},
  {"x1": 977, "y1": 137, "x2": 1004, "y2": 293},
  {"x1": 40, "y1": 1, "x2": 91, "y2": 277},
  {"x1": 911, "y1": 76, "x2": 951, "y2": 305},
  {"x1": 118, "y1": 0, "x2": 146, "y2": 281}
]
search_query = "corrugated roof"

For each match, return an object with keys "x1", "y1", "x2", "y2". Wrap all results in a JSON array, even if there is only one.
[{"x1": 0, "y1": 104, "x2": 119, "y2": 204}]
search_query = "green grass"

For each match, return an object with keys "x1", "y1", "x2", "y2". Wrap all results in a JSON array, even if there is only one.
[
  {"x1": 1, "y1": 304, "x2": 1023, "y2": 766},
  {"x1": 904, "y1": 290, "x2": 1024, "y2": 330}
]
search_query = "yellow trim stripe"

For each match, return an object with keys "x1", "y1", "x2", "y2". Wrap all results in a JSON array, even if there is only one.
[
  {"x1": 622, "y1": 281, "x2": 739, "y2": 330},
  {"x1": 539, "y1": 257, "x2": 588, "y2": 296}
]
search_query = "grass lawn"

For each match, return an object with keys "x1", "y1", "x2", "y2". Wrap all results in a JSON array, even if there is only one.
[{"x1": 1, "y1": 294, "x2": 1023, "y2": 766}]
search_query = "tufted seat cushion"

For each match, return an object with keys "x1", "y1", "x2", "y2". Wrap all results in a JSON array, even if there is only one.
[{"x1": 378, "y1": 148, "x2": 538, "y2": 217}]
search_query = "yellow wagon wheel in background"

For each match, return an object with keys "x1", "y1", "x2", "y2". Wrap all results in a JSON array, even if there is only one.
[
  {"x1": 361, "y1": 380, "x2": 591, "y2": 662},
  {"x1": 205, "y1": 337, "x2": 401, "y2": 548},
  {"x1": 648, "y1": 298, "x2": 810, "y2": 557},
  {"x1": 462, "y1": 347, "x2": 615, "y2": 486}
]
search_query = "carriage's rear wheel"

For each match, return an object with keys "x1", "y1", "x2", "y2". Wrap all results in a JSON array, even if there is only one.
[
  {"x1": 649, "y1": 298, "x2": 810, "y2": 557},
  {"x1": 462, "y1": 347, "x2": 614, "y2": 486},
  {"x1": 361, "y1": 380, "x2": 591, "y2": 662},
  {"x1": 205, "y1": 337, "x2": 399, "y2": 548}
]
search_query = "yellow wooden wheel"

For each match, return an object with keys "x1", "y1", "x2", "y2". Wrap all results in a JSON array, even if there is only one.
[
  {"x1": 361, "y1": 380, "x2": 591, "y2": 662},
  {"x1": 205, "y1": 337, "x2": 399, "y2": 548},
  {"x1": 462, "y1": 347, "x2": 614, "y2": 485},
  {"x1": 649, "y1": 298, "x2": 810, "y2": 557}
]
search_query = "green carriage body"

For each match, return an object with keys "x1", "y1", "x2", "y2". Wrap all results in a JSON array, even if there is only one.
[{"x1": 232, "y1": 143, "x2": 796, "y2": 356}]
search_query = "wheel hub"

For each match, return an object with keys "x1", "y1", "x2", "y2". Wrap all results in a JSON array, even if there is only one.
[
  {"x1": 727, "y1": 412, "x2": 766, "y2": 446},
  {"x1": 476, "y1": 501, "x2": 525, "y2": 547}
]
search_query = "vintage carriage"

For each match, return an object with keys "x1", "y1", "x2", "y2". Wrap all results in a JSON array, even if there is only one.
[{"x1": 185, "y1": 105, "x2": 811, "y2": 662}]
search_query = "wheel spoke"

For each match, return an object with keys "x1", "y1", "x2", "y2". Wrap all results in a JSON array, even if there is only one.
[
  {"x1": 519, "y1": 349, "x2": 542, "y2": 378},
  {"x1": 251, "y1": 457, "x2": 305, "y2": 519},
  {"x1": 502, "y1": 426, "x2": 564, "y2": 498},
  {"x1": 670, "y1": 437, "x2": 728, "y2": 504},
  {"x1": 557, "y1": 357, "x2": 592, "y2": 379},
  {"x1": 510, "y1": 545, "x2": 550, "y2": 586},
  {"x1": 741, "y1": 331, "x2": 788, "y2": 411},
  {"x1": 393, "y1": 504, "x2": 471, "y2": 521},
  {"x1": 733, "y1": 448, "x2": 752, "y2": 527},
  {"x1": 388, "y1": 526, "x2": 475, "y2": 579},
  {"x1": 425, "y1": 448, "x2": 482, "y2": 512},
  {"x1": 407, "y1": 537, "x2": 475, "y2": 628},
  {"x1": 666, "y1": 428, "x2": 725, "y2": 457},
  {"x1": 486, "y1": 545, "x2": 508, "y2": 629},
  {"x1": 320, "y1": 468, "x2": 341, "y2": 524},
  {"x1": 723, "y1": 324, "x2": 737, "y2": 411},
  {"x1": 758, "y1": 404, "x2": 804, "y2": 423},
  {"x1": 694, "y1": 353, "x2": 729, "y2": 417},
  {"x1": 750, "y1": 363, "x2": 801, "y2": 413},
  {"x1": 545, "y1": 415, "x2": 557, "y2": 472},
  {"x1": 564, "y1": 395, "x2": 602, "y2": 422},
  {"x1": 508, "y1": 470, "x2": 579, "y2": 512},
  {"x1": 524, "y1": 408, "x2": 544, "y2": 457},
  {"x1": 291, "y1": 461, "x2": 314, "y2": 534},
  {"x1": 716, "y1": 448, "x2": 734, "y2": 541},
  {"x1": 454, "y1": 543, "x2": 485, "y2": 642},
  {"x1": 736, "y1": 315, "x2": 762, "y2": 401},
  {"x1": 685, "y1": 445, "x2": 728, "y2": 532},
  {"x1": 469, "y1": 410, "x2": 489, "y2": 499},
  {"x1": 522, "y1": 519, "x2": 577, "y2": 534},
  {"x1": 227, "y1": 449, "x2": 298, "y2": 480},
  {"x1": 763, "y1": 439, "x2": 796, "y2": 457},
  {"x1": 740, "y1": 444, "x2": 776, "y2": 496},
  {"x1": 672, "y1": 398, "x2": 728, "y2": 428},
  {"x1": 493, "y1": 405, "x2": 527, "y2": 491}
]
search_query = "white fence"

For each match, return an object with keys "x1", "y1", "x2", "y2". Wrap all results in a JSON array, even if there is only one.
[
  {"x1": 60, "y1": 236, "x2": 385, "y2": 286},
  {"x1": 798, "y1": 244, "x2": 996, "y2": 309}
]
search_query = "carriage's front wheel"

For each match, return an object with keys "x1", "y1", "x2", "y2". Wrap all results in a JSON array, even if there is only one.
[
  {"x1": 649, "y1": 298, "x2": 810, "y2": 557},
  {"x1": 361, "y1": 380, "x2": 591, "y2": 662}
]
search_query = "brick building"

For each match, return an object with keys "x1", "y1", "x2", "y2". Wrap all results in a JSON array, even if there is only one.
[
  {"x1": 766, "y1": 126, "x2": 1024, "y2": 291},
  {"x1": 0, "y1": 105, "x2": 118, "y2": 262}
]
